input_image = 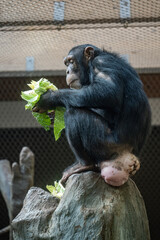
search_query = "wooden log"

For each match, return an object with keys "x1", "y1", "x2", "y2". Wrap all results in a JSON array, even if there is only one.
[{"x1": 12, "y1": 171, "x2": 150, "y2": 240}]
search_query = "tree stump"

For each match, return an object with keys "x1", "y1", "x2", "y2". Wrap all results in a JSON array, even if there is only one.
[{"x1": 12, "y1": 171, "x2": 150, "y2": 240}]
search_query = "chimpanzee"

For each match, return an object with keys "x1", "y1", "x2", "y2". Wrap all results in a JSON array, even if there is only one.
[{"x1": 33, "y1": 44, "x2": 151, "y2": 186}]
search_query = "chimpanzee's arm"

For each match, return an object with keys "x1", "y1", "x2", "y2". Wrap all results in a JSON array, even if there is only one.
[{"x1": 36, "y1": 80, "x2": 123, "y2": 111}]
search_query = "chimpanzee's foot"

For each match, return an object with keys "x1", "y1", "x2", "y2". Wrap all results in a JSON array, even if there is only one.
[
  {"x1": 126, "y1": 156, "x2": 140, "y2": 176},
  {"x1": 100, "y1": 152, "x2": 140, "y2": 187},
  {"x1": 60, "y1": 163, "x2": 99, "y2": 184}
]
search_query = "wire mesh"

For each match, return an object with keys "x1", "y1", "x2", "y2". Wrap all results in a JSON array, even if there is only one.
[
  {"x1": 0, "y1": 1, "x2": 160, "y2": 240},
  {"x1": 0, "y1": 0, "x2": 160, "y2": 72}
]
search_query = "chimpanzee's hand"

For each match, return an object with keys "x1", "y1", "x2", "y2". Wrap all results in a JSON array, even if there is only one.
[
  {"x1": 32, "y1": 105, "x2": 46, "y2": 113},
  {"x1": 32, "y1": 90, "x2": 54, "y2": 113}
]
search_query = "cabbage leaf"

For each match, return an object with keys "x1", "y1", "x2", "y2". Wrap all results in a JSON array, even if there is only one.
[{"x1": 21, "y1": 78, "x2": 65, "y2": 140}]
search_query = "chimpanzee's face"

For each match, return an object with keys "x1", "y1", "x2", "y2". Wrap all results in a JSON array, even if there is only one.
[
  {"x1": 64, "y1": 54, "x2": 82, "y2": 89},
  {"x1": 64, "y1": 45, "x2": 93, "y2": 89}
]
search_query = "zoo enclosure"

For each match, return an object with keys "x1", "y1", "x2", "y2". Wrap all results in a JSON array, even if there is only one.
[{"x1": 0, "y1": 1, "x2": 160, "y2": 240}]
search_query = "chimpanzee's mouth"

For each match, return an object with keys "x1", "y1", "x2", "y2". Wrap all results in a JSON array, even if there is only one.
[
  {"x1": 69, "y1": 79, "x2": 78, "y2": 86},
  {"x1": 69, "y1": 79, "x2": 81, "y2": 89}
]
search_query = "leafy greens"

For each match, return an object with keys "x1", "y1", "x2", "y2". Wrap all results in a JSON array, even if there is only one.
[
  {"x1": 21, "y1": 78, "x2": 65, "y2": 140},
  {"x1": 46, "y1": 181, "x2": 65, "y2": 199}
]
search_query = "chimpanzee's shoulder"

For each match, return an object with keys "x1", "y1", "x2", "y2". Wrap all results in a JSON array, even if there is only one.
[{"x1": 92, "y1": 50, "x2": 123, "y2": 70}]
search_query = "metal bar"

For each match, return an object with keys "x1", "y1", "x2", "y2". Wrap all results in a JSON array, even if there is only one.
[
  {"x1": 0, "y1": 17, "x2": 160, "y2": 28},
  {"x1": 0, "y1": 68, "x2": 160, "y2": 78}
]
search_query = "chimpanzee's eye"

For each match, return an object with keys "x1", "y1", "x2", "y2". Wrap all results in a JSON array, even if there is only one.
[{"x1": 69, "y1": 59, "x2": 74, "y2": 64}]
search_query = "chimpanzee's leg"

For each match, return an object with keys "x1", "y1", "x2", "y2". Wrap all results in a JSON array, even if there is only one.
[
  {"x1": 60, "y1": 141, "x2": 99, "y2": 183},
  {"x1": 62, "y1": 108, "x2": 140, "y2": 185},
  {"x1": 61, "y1": 108, "x2": 100, "y2": 183}
]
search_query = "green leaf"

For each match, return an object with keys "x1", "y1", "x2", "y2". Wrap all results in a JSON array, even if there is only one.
[
  {"x1": 21, "y1": 90, "x2": 39, "y2": 103},
  {"x1": 46, "y1": 185, "x2": 54, "y2": 194},
  {"x1": 25, "y1": 102, "x2": 34, "y2": 110},
  {"x1": 21, "y1": 78, "x2": 65, "y2": 140},
  {"x1": 46, "y1": 181, "x2": 65, "y2": 199},
  {"x1": 32, "y1": 112, "x2": 51, "y2": 131},
  {"x1": 27, "y1": 80, "x2": 37, "y2": 89},
  {"x1": 54, "y1": 107, "x2": 65, "y2": 141}
]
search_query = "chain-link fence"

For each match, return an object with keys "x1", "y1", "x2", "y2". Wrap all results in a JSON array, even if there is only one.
[{"x1": 0, "y1": 1, "x2": 160, "y2": 240}]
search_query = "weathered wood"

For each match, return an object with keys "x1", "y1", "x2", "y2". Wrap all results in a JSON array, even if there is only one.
[
  {"x1": 0, "y1": 147, "x2": 34, "y2": 240},
  {"x1": 12, "y1": 171, "x2": 150, "y2": 240}
]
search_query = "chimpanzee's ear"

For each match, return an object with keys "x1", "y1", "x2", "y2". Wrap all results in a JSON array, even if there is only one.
[{"x1": 84, "y1": 46, "x2": 94, "y2": 60}]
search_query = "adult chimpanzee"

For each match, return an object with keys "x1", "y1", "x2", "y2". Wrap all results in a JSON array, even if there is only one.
[{"x1": 33, "y1": 44, "x2": 151, "y2": 186}]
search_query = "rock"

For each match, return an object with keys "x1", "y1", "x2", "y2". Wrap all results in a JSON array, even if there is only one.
[
  {"x1": 12, "y1": 171, "x2": 150, "y2": 240},
  {"x1": 0, "y1": 147, "x2": 35, "y2": 240}
]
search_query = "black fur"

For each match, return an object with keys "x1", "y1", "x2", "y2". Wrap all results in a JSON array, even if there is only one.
[{"x1": 38, "y1": 44, "x2": 151, "y2": 164}]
